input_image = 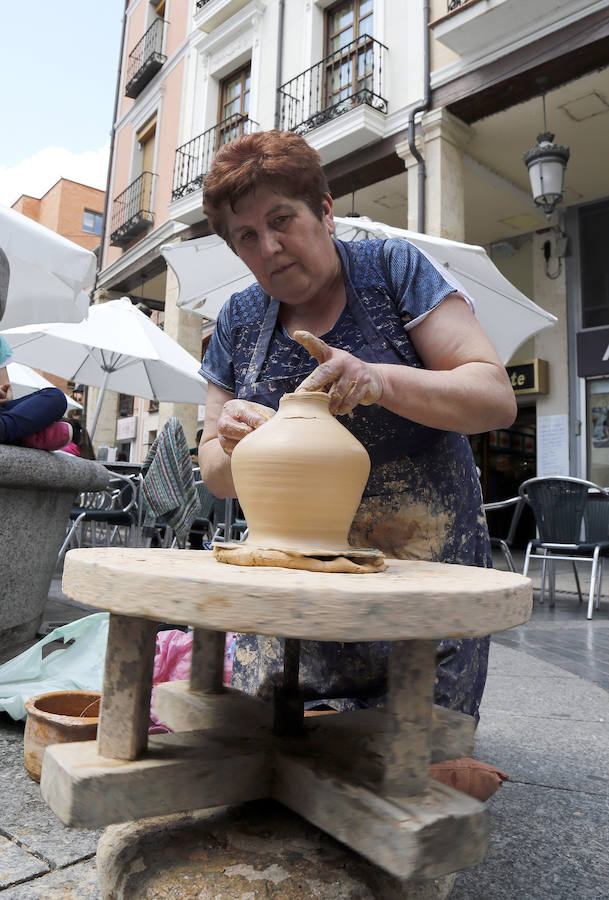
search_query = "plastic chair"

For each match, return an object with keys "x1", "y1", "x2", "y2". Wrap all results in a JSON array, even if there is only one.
[
  {"x1": 519, "y1": 476, "x2": 609, "y2": 619},
  {"x1": 483, "y1": 495, "x2": 525, "y2": 573}
]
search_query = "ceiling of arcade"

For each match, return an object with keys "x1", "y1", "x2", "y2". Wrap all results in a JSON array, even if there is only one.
[{"x1": 333, "y1": 64, "x2": 609, "y2": 250}]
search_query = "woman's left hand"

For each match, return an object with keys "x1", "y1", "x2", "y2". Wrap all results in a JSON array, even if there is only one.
[
  {"x1": 0, "y1": 382, "x2": 13, "y2": 404},
  {"x1": 294, "y1": 330, "x2": 383, "y2": 415}
]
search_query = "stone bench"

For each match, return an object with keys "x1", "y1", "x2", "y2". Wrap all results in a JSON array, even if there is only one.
[{"x1": 0, "y1": 445, "x2": 109, "y2": 651}]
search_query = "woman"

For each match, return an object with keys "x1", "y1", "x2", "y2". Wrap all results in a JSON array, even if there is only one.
[
  {"x1": 0, "y1": 334, "x2": 72, "y2": 451},
  {"x1": 198, "y1": 130, "x2": 516, "y2": 721}
]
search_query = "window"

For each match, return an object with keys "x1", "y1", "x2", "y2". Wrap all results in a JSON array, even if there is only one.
[
  {"x1": 325, "y1": 0, "x2": 374, "y2": 109},
  {"x1": 118, "y1": 394, "x2": 134, "y2": 417},
  {"x1": 136, "y1": 115, "x2": 157, "y2": 211},
  {"x1": 82, "y1": 209, "x2": 103, "y2": 235},
  {"x1": 218, "y1": 65, "x2": 251, "y2": 145}
]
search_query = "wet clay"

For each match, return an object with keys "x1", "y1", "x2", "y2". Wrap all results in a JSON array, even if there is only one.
[
  {"x1": 214, "y1": 543, "x2": 386, "y2": 573},
  {"x1": 224, "y1": 391, "x2": 384, "y2": 572}
]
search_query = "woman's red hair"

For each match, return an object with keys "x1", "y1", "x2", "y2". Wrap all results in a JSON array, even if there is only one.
[{"x1": 202, "y1": 130, "x2": 329, "y2": 244}]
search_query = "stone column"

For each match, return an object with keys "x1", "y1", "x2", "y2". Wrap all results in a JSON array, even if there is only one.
[
  {"x1": 532, "y1": 231, "x2": 570, "y2": 474},
  {"x1": 87, "y1": 386, "x2": 119, "y2": 451},
  {"x1": 158, "y1": 262, "x2": 204, "y2": 449},
  {"x1": 396, "y1": 108, "x2": 472, "y2": 240}
]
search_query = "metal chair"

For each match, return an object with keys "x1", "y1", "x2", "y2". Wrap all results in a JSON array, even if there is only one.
[
  {"x1": 57, "y1": 472, "x2": 142, "y2": 564},
  {"x1": 187, "y1": 481, "x2": 216, "y2": 546},
  {"x1": 483, "y1": 495, "x2": 525, "y2": 572},
  {"x1": 519, "y1": 476, "x2": 609, "y2": 619},
  {"x1": 212, "y1": 497, "x2": 248, "y2": 543}
]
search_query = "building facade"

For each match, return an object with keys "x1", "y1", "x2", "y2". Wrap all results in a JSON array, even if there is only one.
[
  {"x1": 96, "y1": 0, "x2": 609, "y2": 500},
  {"x1": 12, "y1": 178, "x2": 104, "y2": 254}
]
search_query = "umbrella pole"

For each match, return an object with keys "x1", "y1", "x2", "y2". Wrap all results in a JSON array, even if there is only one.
[{"x1": 88, "y1": 370, "x2": 111, "y2": 441}]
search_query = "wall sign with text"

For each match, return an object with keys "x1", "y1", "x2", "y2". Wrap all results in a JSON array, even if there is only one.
[{"x1": 505, "y1": 359, "x2": 549, "y2": 395}]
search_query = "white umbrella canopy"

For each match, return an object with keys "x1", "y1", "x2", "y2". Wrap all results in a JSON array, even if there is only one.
[
  {"x1": 0, "y1": 205, "x2": 96, "y2": 329},
  {"x1": 1, "y1": 297, "x2": 207, "y2": 437},
  {"x1": 162, "y1": 216, "x2": 557, "y2": 364},
  {"x1": 7, "y1": 362, "x2": 82, "y2": 411}
]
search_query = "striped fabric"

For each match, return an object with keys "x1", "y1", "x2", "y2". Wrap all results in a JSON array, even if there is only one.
[{"x1": 141, "y1": 417, "x2": 199, "y2": 547}]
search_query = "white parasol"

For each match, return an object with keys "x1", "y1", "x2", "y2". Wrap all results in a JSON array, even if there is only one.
[
  {"x1": 6, "y1": 362, "x2": 82, "y2": 411},
  {"x1": 1, "y1": 298, "x2": 207, "y2": 438},
  {"x1": 0, "y1": 204, "x2": 96, "y2": 329},
  {"x1": 161, "y1": 216, "x2": 556, "y2": 363}
]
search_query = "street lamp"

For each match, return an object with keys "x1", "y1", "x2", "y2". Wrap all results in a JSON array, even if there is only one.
[{"x1": 523, "y1": 94, "x2": 570, "y2": 220}]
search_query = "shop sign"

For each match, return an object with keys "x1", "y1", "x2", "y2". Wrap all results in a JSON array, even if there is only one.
[
  {"x1": 577, "y1": 327, "x2": 609, "y2": 377},
  {"x1": 505, "y1": 359, "x2": 548, "y2": 395},
  {"x1": 116, "y1": 415, "x2": 138, "y2": 441}
]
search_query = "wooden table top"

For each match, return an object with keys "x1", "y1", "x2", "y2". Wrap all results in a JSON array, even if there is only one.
[{"x1": 63, "y1": 548, "x2": 532, "y2": 642}]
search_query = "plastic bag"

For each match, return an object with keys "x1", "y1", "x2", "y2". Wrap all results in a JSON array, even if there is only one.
[
  {"x1": 150, "y1": 630, "x2": 237, "y2": 733},
  {"x1": 0, "y1": 613, "x2": 109, "y2": 720}
]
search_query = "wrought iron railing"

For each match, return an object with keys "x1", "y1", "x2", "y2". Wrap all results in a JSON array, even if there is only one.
[
  {"x1": 278, "y1": 34, "x2": 387, "y2": 135},
  {"x1": 196, "y1": 0, "x2": 214, "y2": 9},
  {"x1": 447, "y1": 0, "x2": 468, "y2": 10},
  {"x1": 172, "y1": 113, "x2": 258, "y2": 201},
  {"x1": 110, "y1": 172, "x2": 155, "y2": 247},
  {"x1": 125, "y1": 18, "x2": 166, "y2": 98}
]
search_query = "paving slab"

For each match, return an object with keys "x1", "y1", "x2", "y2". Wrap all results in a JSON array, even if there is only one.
[
  {"x1": 0, "y1": 721, "x2": 101, "y2": 869},
  {"x1": 0, "y1": 835, "x2": 48, "y2": 889},
  {"x1": 452, "y1": 782, "x2": 609, "y2": 900},
  {"x1": 0, "y1": 858, "x2": 100, "y2": 898},
  {"x1": 482, "y1": 672, "x2": 608, "y2": 721}
]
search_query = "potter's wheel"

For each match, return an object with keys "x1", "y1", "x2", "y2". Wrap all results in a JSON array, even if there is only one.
[{"x1": 213, "y1": 541, "x2": 386, "y2": 574}]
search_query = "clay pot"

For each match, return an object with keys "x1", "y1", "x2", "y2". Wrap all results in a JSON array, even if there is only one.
[
  {"x1": 230, "y1": 391, "x2": 370, "y2": 553},
  {"x1": 24, "y1": 689, "x2": 101, "y2": 782}
]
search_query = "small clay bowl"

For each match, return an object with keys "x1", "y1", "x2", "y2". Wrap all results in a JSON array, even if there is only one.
[{"x1": 24, "y1": 689, "x2": 101, "y2": 782}]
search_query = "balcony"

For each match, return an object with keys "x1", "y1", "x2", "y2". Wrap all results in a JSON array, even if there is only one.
[
  {"x1": 172, "y1": 113, "x2": 258, "y2": 201},
  {"x1": 432, "y1": 0, "x2": 595, "y2": 60},
  {"x1": 278, "y1": 35, "x2": 387, "y2": 136},
  {"x1": 110, "y1": 172, "x2": 155, "y2": 248},
  {"x1": 125, "y1": 18, "x2": 166, "y2": 99},
  {"x1": 194, "y1": 0, "x2": 251, "y2": 33}
]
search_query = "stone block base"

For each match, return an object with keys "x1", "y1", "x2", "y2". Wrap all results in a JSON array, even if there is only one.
[{"x1": 97, "y1": 800, "x2": 456, "y2": 899}]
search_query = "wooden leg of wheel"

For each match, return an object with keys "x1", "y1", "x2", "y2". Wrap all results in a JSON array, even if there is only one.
[
  {"x1": 97, "y1": 614, "x2": 157, "y2": 760},
  {"x1": 190, "y1": 628, "x2": 225, "y2": 693},
  {"x1": 381, "y1": 639, "x2": 436, "y2": 797}
]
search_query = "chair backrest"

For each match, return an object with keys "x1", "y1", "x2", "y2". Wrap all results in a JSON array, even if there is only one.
[
  {"x1": 74, "y1": 472, "x2": 138, "y2": 515},
  {"x1": 583, "y1": 492, "x2": 609, "y2": 543},
  {"x1": 519, "y1": 476, "x2": 607, "y2": 544},
  {"x1": 483, "y1": 496, "x2": 524, "y2": 546},
  {"x1": 195, "y1": 480, "x2": 216, "y2": 520}
]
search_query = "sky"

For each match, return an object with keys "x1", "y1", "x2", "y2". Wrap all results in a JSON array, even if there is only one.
[{"x1": 0, "y1": 1, "x2": 126, "y2": 207}]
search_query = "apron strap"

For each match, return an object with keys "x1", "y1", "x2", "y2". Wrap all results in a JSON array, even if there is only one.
[
  {"x1": 334, "y1": 239, "x2": 405, "y2": 366},
  {"x1": 242, "y1": 296, "x2": 280, "y2": 389}
]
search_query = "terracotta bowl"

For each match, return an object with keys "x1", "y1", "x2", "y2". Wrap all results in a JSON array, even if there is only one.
[{"x1": 24, "y1": 689, "x2": 101, "y2": 782}]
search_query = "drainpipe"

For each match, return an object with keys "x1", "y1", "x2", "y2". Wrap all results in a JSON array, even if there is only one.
[
  {"x1": 93, "y1": 0, "x2": 129, "y2": 296},
  {"x1": 274, "y1": 0, "x2": 285, "y2": 129},
  {"x1": 407, "y1": 0, "x2": 431, "y2": 233}
]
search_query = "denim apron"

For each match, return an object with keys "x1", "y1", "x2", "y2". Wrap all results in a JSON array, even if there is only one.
[{"x1": 230, "y1": 239, "x2": 491, "y2": 720}]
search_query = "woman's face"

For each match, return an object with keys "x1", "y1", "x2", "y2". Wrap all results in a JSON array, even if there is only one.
[{"x1": 222, "y1": 186, "x2": 339, "y2": 307}]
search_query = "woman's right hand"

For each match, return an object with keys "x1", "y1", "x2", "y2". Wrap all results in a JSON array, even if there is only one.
[
  {"x1": 0, "y1": 382, "x2": 13, "y2": 404},
  {"x1": 217, "y1": 399, "x2": 275, "y2": 456}
]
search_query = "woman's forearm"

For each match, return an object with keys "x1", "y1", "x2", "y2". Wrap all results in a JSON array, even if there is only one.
[
  {"x1": 374, "y1": 361, "x2": 517, "y2": 434},
  {"x1": 198, "y1": 437, "x2": 237, "y2": 498}
]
